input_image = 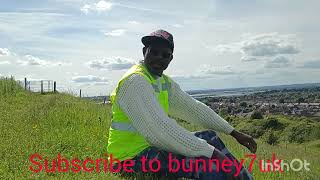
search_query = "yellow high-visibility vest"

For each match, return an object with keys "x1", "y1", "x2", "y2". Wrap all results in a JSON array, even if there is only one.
[{"x1": 107, "y1": 63, "x2": 172, "y2": 161}]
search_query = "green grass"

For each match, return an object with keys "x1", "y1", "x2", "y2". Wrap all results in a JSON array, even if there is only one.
[{"x1": 0, "y1": 78, "x2": 319, "y2": 179}]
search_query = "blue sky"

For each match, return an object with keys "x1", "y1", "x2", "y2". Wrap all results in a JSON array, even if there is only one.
[{"x1": 0, "y1": 0, "x2": 320, "y2": 96}]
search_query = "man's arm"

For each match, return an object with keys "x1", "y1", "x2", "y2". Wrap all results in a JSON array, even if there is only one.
[
  {"x1": 116, "y1": 74, "x2": 215, "y2": 158},
  {"x1": 168, "y1": 80, "x2": 257, "y2": 153},
  {"x1": 168, "y1": 80, "x2": 234, "y2": 134}
]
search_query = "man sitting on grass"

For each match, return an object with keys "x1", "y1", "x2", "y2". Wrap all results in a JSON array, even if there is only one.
[{"x1": 107, "y1": 29, "x2": 257, "y2": 179}]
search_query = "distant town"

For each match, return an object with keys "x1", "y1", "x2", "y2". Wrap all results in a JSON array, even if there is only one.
[
  {"x1": 196, "y1": 85, "x2": 320, "y2": 118},
  {"x1": 86, "y1": 83, "x2": 320, "y2": 118}
]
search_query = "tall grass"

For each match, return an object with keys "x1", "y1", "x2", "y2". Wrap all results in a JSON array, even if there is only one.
[
  {"x1": 0, "y1": 78, "x2": 319, "y2": 179},
  {"x1": 0, "y1": 78, "x2": 120, "y2": 179},
  {"x1": 0, "y1": 76, "x2": 24, "y2": 96}
]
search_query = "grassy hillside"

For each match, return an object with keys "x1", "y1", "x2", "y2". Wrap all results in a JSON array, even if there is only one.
[
  {"x1": 0, "y1": 78, "x2": 319, "y2": 179},
  {"x1": 223, "y1": 115, "x2": 320, "y2": 145}
]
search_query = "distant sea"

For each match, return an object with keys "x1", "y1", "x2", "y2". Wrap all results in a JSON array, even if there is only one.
[{"x1": 187, "y1": 82, "x2": 320, "y2": 99}]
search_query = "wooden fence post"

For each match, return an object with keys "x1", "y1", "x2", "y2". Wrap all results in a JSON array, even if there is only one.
[
  {"x1": 10, "y1": 75, "x2": 14, "y2": 92},
  {"x1": 24, "y1": 77, "x2": 27, "y2": 90},
  {"x1": 53, "y1": 81, "x2": 56, "y2": 92},
  {"x1": 41, "y1": 80, "x2": 43, "y2": 94},
  {"x1": 5, "y1": 77, "x2": 7, "y2": 94},
  {"x1": 80, "y1": 89, "x2": 82, "y2": 98}
]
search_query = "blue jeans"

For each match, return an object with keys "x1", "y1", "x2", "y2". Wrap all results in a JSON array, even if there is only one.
[{"x1": 115, "y1": 130, "x2": 253, "y2": 180}]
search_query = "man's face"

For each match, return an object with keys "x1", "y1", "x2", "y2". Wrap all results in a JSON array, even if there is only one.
[{"x1": 143, "y1": 41, "x2": 173, "y2": 76}]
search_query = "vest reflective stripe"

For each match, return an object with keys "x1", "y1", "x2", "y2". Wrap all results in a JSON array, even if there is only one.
[
  {"x1": 151, "y1": 80, "x2": 171, "y2": 93},
  {"x1": 152, "y1": 82, "x2": 171, "y2": 93},
  {"x1": 161, "y1": 80, "x2": 171, "y2": 92},
  {"x1": 111, "y1": 121, "x2": 137, "y2": 133}
]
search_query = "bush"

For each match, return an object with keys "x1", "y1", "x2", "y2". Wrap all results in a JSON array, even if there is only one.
[
  {"x1": 225, "y1": 116, "x2": 232, "y2": 123},
  {"x1": 310, "y1": 125, "x2": 320, "y2": 140},
  {"x1": 262, "y1": 130, "x2": 279, "y2": 145},
  {"x1": 236, "y1": 120, "x2": 265, "y2": 138},
  {"x1": 219, "y1": 108, "x2": 228, "y2": 117},
  {"x1": 263, "y1": 117, "x2": 284, "y2": 130},
  {"x1": 250, "y1": 111, "x2": 263, "y2": 119},
  {"x1": 286, "y1": 123, "x2": 312, "y2": 143}
]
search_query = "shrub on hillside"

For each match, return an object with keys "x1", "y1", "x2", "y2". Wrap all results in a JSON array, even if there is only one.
[
  {"x1": 250, "y1": 111, "x2": 263, "y2": 119},
  {"x1": 262, "y1": 130, "x2": 279, "y2": 145},
  {"x1": 236, "y1": 121, "x2": 265, "y2": 138},
  {"x1": 310, "y1": 126, "x2": 320, "y2": 140},
  {"x1": 236, "y1": 117, "x2": 284, "y2": 139},
  {"x1": 263, "y1": 117, "x2": 285, "y2": 130},
  {"x1": 219, "y1": 108, "x2": 229, "y2": 117},
  {"x1": 286, "y1": 123, "x2": 312, "y2": 143}
]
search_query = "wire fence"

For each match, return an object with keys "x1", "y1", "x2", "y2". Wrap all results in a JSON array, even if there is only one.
[
  {"x1": 2, "y1": 77, "x2": 109, "y2": 103},
  {"x1": 17, "y1": 78, "x2": 56, "y2": 93}
]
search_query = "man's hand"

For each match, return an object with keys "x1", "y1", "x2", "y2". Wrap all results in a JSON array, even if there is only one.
[{"x1": 230, "y1": 130, "x2": 257, "y2": 153}]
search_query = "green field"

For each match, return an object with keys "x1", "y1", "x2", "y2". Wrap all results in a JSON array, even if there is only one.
[{"x1": 1, "y1": 78, "x2": 319, "y2": 179}]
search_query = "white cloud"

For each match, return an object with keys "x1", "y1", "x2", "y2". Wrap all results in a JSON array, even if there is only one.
[
  {"x1": 16, "y1": 77, "x2": 43, "y2": 81},
  {"x1": 171, "y1": 64, "x2": 237, "y2": 83},
  {"x1": 96, "y1": 0, "x2": 112, "y2": 11},
  {"x1": 0, "y1": 48, "x2": 12, "y2": 56},
  {"x1": 0, "y1": 48, "x2": 69, "y2": 67},
  {"x1": 87, "y1": 56, "x2": 135, "y2": 70},
  {"x1": 0, "y1": 61, "x2": 10, "y2": 65},
  {"x1": 210, "y1": 43, "x2": 240, "y2": 54},
  {"x1": 212, "y1": 33, "x2": 300, "y2": 62},
  {"x1": 104, "y1": 29, "x2": 126, "y2": 37},
  {"x1": 72, "y1": 75, "x2": 109, "y2": 85},
  {"x1": 264, "y1": 56, "x2": 292, "y2": 68},
  {"x1": 172, "y1": 24, "x2": 183, "y2": 28},
  {"x1": 80, "y1": 4, "x2": 91, "y2": 14},
  {"x1": 17, "y1": 55, "x2": 69, "y2": 67},
  {"x1": 297, "y1": 59, "x2": 320, "y2": 69},
  {"x1": 240, "y1": 56, "x2": 262, "y2": 62},
  {"x1": 241, "y1": 33, "x2": 299, "y2": 57},
  {"x1": 80, "y1": 0, "x2": 112, "y2": 14},
  {"x1": 171, "y1": 74, "x2": 213, "y2": 81},
  {"x1": 18, "y1": 55, "x2": 47, "y2": 66},
  {"x1": 128, "y1": 21, "x2": 141, "y2": 25},
  {"x1": 199, "y1": 64, "x2": 235, "y2": 75}
]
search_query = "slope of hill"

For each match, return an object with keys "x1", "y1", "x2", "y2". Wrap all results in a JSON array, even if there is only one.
[{"x1": 0, "y1": 78, "x2": 319, "y2": 179}]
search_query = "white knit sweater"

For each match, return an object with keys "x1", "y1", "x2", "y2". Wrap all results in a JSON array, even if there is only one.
[{"x1": 116, "y1": 73, "x2": 235, "y2": 158}]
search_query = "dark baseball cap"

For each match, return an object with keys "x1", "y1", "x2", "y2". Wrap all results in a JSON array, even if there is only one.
[{"x1": 141, "y1": 29, "x2": 174, "y2": 51}]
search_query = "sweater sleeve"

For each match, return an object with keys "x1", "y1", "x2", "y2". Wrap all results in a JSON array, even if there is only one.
[
  {"x1": 168, "y1": 80, "x2": 235, "y2": 134},
  {"x1": 116, "y1": 73, "x2": 215, "y2": 158}
]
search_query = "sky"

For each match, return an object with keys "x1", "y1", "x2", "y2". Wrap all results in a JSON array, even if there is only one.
[{"x1": 0, "y1": 0, "x2": 320, "y2": 96}]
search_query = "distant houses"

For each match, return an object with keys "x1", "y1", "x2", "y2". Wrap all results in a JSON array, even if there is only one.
[{"x1": 207, "y1": 101, "x2": 320, "y2": 117}]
